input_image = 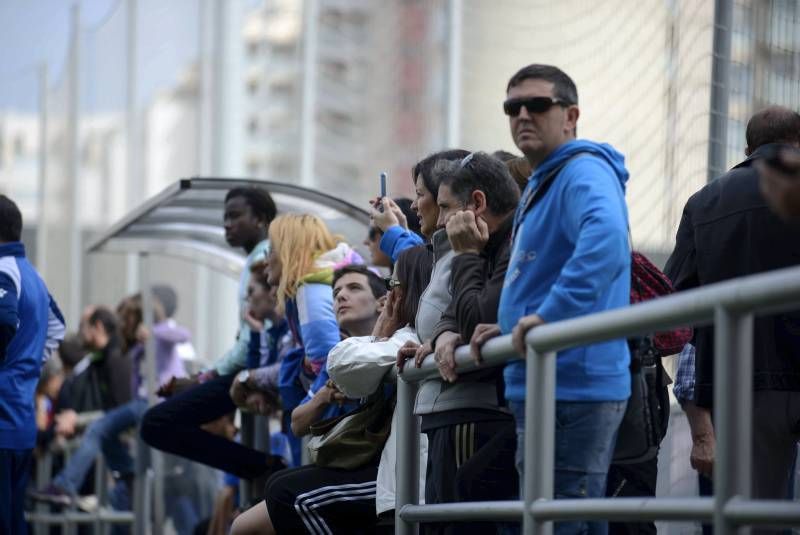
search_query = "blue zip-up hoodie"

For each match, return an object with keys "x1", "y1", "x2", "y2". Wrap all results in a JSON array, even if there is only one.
[
  {"x1": 498, "y1": 139, "x2": 631, "y2": 402},
  {"x1": 0, "y1": 242, "x2": 66, "y2": 449}
]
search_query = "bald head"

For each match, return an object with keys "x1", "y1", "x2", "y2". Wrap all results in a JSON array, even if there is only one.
[{"x1": 745, "y1": 106, "x2": 800, "y2": 156}]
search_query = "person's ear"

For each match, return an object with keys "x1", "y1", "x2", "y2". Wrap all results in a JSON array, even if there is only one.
[
  {"x1": 471, "y1": 190, "x2": 488, "y2": 217},
  {"x1": 565, "y1": 105, "x2": 580, "y2": 136}
]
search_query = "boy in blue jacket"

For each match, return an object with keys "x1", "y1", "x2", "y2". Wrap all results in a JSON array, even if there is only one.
[
  {"x1": 0, "y1": 195, "x2": 66, "y2": 534},
  {"x1": 472, "y1": 65, "x2": 630, "y2": 535}
]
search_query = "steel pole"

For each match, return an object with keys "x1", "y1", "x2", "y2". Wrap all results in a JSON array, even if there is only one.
[
  {"x1": 707, "y1": 0, "x2": 733, "y2": 182},
  {"x1": 299, "y1": 0, "x2": 319, "y2": 188},
  {"x1": 140, "y1": 254, "x2": 164, "y2": 535},
  {"x1": 36, "y1": 62, "x2": 48, "y2": 275},
  {"x1": 67, "y1": 4, "x2": 82, "y2": 327},
  {"x1": 126, "y1": 0, "x2": 139, "y2": 209},
  {"x1": 524, "y1": 345, "x2": 555, "y2": 535},
  {"x1": 523, "y1": 346, "x2": 536, "y2": 535},
  {"x1": 537, "y1": 351, "x2": 555, "y2": 535},
  {"x1": 446, "y1": 0, "x2": 462, "y2": 148},
  {"x1": 395, "y1": 377, "x2": 419, "y2": 535},
  {"x1": 713, "y1": 307, "x2": 753, "y2": 534},
  {"x1": 125, "y1": 0, "x2": 140, "y2": 297}
]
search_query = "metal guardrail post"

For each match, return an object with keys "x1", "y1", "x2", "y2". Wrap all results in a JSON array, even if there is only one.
[
  {"x1": 140, "y1": 252, "x2": 165, "y2": 535},
  {"x1": 523, "y1": 346, "x2": 536, "y2": 535},
  {"x1": 396, "y1": 376, "x2": 420, "y2": 535},
  {"x1": 33, "y1": 449, "x2": 53, "y2": 535},
  {"x1": 94, "y1": 454, "x2": 106, "y2": 534},
  {"x1": 707, "y1": 0, "x2": 733, "y2": 182},
  {"x1": 524, "y1": 346, "x2": 556, "y2": 535},
  {"x1": 713, "y1": 307, "x2": 754, "y2": 534},
  {"x1": 133, "y1": 436, "x2": 148, "y2": 535}
]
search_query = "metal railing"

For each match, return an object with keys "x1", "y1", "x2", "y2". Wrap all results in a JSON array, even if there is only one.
[
  {"x1": 26, "y1": 425, "x2": 135, "y2": 535},
  {"x1": 394, "y1": 265, "x2": 800, "y2": 534}
]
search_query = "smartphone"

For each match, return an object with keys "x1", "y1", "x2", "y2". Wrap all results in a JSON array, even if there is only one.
[{"x1": 378, "y1": 172, "x2": 387, "y2": 212}]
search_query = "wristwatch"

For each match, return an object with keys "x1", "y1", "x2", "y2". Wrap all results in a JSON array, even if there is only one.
[{"x1": 237, "y1": 369, "x2": 251, "y2": 385}]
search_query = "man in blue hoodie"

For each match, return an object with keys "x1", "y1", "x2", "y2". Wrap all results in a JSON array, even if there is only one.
[
  {"x1": 472, "y1": 64, "x2": 631, "y2": 535},
  {"x1": 0, "y1": 195, "x2": 66, "y2": 534}
]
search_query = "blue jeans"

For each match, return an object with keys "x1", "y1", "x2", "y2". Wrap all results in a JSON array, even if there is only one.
[
  {"x1": 509, "y1": 399, "x2": 627, "y2": 535},
  {"x1": 54, "y1": 398, "x2": 148, "y2": 495}
]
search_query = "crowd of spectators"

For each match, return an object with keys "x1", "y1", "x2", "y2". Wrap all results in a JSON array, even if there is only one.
[{"x1": 3, "y1": 62, "x2": 799, "y2": 535}]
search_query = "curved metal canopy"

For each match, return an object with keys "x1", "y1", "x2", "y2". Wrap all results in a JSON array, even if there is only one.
[{"x1": 87, "y1": 178, "x2": 371, "y2": 277}]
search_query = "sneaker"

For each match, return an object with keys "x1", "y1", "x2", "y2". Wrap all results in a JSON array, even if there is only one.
[
  {"x1": 74, "y1": 494, "x2": 99, "y2": 513},
  {"x1": 28, "y1": 484, "x2": 73, "y2": 507}
]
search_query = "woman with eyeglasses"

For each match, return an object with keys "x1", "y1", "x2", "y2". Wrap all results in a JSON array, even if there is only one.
[
  {"x1": 369, "y1": 150, "x2": 471, "y2": 262},
  {"x1": 230, "y1": 246, "x2": 433, "y2": 535}
]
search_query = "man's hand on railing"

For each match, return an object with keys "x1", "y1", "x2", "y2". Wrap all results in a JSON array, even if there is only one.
[
  {"x1": 512, "y1": 314, "x2": 546, "y2": 356},
  {"x1": 414, "y1": 341, "x2": 433, "y2": 369},
  {"x1": 396, "y1": 340, "x2": 420, "y2": 373},
  {"x1": 470, "y1": 323, "x2": 501, "y2": 363},
  {"x1": 433, "y1": 331, "x2": 461, "y2": 383}
]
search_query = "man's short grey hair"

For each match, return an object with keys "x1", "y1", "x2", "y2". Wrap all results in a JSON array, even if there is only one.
[{"x1": 434, "y1": 152, "x2": 520, "y2": 216}]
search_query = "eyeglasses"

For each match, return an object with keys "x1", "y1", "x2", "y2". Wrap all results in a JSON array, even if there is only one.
[
  {"x1": 503, "y1": 96, "x2": 568, "y2": 117},
  {"x1": 384, "y1": 277, "x2": 401, "y2": 291}
]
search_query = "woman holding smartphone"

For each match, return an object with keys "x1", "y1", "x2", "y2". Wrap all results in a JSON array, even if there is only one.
[{"x1": 369, "y1": 149, "x2": 471, "y2": 262}]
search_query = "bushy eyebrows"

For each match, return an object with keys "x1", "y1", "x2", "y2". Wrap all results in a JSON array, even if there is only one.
[{"x1": 333, "y1": 281, "x2": 366, "y2": 297}]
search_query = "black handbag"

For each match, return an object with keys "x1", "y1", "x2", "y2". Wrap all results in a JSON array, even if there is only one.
[{"x1": 612, "y1": 337, "x2": 670, "y2": 464}]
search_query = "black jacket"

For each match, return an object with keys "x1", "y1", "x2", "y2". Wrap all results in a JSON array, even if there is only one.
[
  {"x1": 417, "y1": 214, "x2": 514, "y2": 431},
  {"x1": 431, "y1": 214, "x2": 513, "y2": 345},
  {"x1": 664, "y1": 144, "x2": 800, "y2": 408},
  {"x1": 60, "y1": 338, "x2": 133, "y2": 413}
]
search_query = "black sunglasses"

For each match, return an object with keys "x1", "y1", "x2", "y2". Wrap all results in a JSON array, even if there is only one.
[
  {"x1": 384, "y1": 277, "x2": 402, "y2": 291},
  {"x1": 503, "y1": 96, "x2": 569, "y2": 117}
]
